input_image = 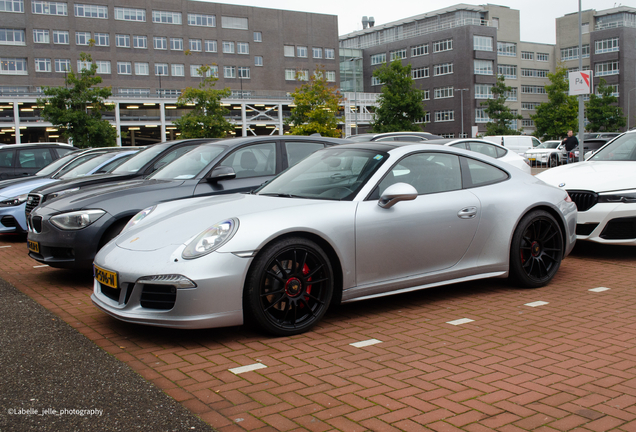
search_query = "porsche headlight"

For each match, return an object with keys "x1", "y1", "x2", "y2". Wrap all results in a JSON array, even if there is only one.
[
  {"x1": 598, "y1": 190, "x2": 636, "y2": 204},
  {"x1": 182, "y1": 218, "x2": 239, "y2": 260},
  {"x1": 0, "y1": 193, "x2": 28, "y2": 207},
  {"x1": 49, "y1": 209, "x2": 106, "y2": 230},
  {"x1": 122, "y1": 205, "x2": 156, "y2": 233}
]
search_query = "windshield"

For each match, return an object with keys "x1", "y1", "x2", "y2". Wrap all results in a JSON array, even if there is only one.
[
  {"x1": 35, "y1": 151, "x2": 80, "y2": 176},
  {"x1": 58, "y1": 153, "x2": 126, "y2": 179},
  {"x1": 149, "y1": 144, "x2": 224, "y2": 180},
  {"x1": 537, "y1": 141, "x2": 560, "y2": 149},
  {"x1": 257, "y1": 148, "x2": 388, "y2": 200},
  {"x1": 110, "y1": 146, "x2": 159, "y2": 174},
  {"x1": 589, "y1": 133, "x2": 636, "y2": 161}
]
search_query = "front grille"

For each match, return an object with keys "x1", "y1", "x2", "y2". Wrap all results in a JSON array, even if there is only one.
[
  {"x1": 600, "y1": 217, "x2": 636, "y2": 240},
  {"x1": 140, "y1": 284, "x2": 177, "y2": 310},
  {"x1": 576, "y1": 223, "x2": 598, "y2": 236},
  {"x1": 567, "y1": 190, "x2": 598, "y2": 212},
  {"x1": 25, "y1": 194, "x2": 42, "y2": 215},
  {"x1": 1, "y1": 216, "x2": 17, "y2": 228},
  {"x1": 31, "y1": 216, "x2": 42, "y2": 233},
  {"x1": 100, "y1": 283, "x2": 120, "y2": 302},
  {"x1": 49, "y1": 247, "x2": 74, "y2": 259}
]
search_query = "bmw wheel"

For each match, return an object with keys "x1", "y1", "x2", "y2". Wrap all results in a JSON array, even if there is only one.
[
  {"x1": 509, "y1": 210, "x2": 563, "y2": 288},
  {"x1": 244, "y1": 237, "x2": 334, "y2": 336}
]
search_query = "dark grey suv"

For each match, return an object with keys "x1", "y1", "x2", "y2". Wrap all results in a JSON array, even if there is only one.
[{"x1": 0, "y1": 143, "x2": 77, "y2": 179}]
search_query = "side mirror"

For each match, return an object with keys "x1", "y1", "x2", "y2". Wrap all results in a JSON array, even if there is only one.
[
  {"x1": 378, "y1": 182, "x2": 418, "y2": 209},
  {"x1": 207, "y1": 166, "x2": 236, "y2": 182}
]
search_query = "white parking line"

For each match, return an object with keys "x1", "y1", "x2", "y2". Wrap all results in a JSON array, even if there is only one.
[
  {"x1": 589, "y1": 287, "x2": 610, "y2": 292},
  {"x1": 228, "y1": 363, "x2": 267, "y2": 375},
  {"x1": 0, "y1": 245, "x2": 11, "y2": 248},
  {"x1": 350, "y1": 339, "x2": 382, "y2": 348},
  {"x1": 447, "y1": 318, "x2": 474, "y2": 326},
  {"x1": 33, "y1": 265, "x2": 49, "y2": 268},
  {"x1": 525, "y1": 301, "x2": 549, "y2": 307}
]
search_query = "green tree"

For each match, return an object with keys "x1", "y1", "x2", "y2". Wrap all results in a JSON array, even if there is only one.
[
  {"x1": 371, "y1": 60, "x2": 426, "y2": 132},
  {"x1": 481, "y1": 75, "x2": 522, "y2": 135},
  {"x1": 286, "y1": 68, "x2": 342, "y2": 137},
  {"x1": 173, "y1": 65, "x2": 233, "y2": 138},
  {"x1": 37, "y1": 52, "x2": 116, "y2": 148},
  {"x1": 531, "y1": 65, "x2": 578, "y2": 140},
  {"x1": 585, "y1": 78, "x2": 626, "y2": 132}
]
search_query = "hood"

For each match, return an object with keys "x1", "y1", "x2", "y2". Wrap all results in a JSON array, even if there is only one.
[
  {"x1": 535, "y1": 161, "x2": 636, "y2": 192},
  {"x1": 0, "y1": 178, "x2": 58, "y2": 200},
  {"x1": 31, "y1": 173, "x2": 130, "y2": 197}
]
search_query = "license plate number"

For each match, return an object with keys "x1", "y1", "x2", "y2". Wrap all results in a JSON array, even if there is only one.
[
  {"x1": 94, "y1": 264, "x2": 118, "y2": 290},
  {"x1": 27, "y1": 240, "x2": 39, "y2": 253},
  {"x1": 528, "y1": 158, "x2": 535, "y2": 161}
]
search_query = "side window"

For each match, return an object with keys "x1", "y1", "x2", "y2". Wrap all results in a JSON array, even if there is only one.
[
  {"x1": 374, "y1": 136, "x2": 398, "y2": 142},
  {"x1": 0, "y1": 149, "x2": 14, "y2": 168},
  {"x1": 284, "y1": 141, "x2": 324, "y2": 167},
  {"x1": 377, "y1": 152, "x2": 462, "y2": 196},
  {"x1": 461, "y1": 157, "x2": 509, "y2": 188},
  {"x1": 220, "y1": 142, "x2": 277, "y2": 178},
  {"x1": 467, "y1": 142, "x2": 498, "y2": 159},
  {"x1": 152, "y1": 145, "x2": 199, "y2": 172},
  {"x1": 450, "y1": 142, "x2": 468, "y2": 150},
  {"x1": 95, "y1": 155, "x2": 134, "y2": 173},
  {"x1": 532, "y1": 138, "x2": 542, "y2": 148},
  {"x1": 18, "y1": 148, "x2": 54, "y2": 168},
  {"x1": 395, "y1": 136, "x2": 427, "y2": 142},
  {"x1": 56, "y1": 147, "x2": 76, "y2": 157}
]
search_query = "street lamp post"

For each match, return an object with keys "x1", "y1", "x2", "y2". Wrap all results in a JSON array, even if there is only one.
[
  {"x1": 628, "y1": 87, "x2": 636, "y2": 130},
  {"x1": 454, "y1": 88, "x2": 469, "y2": 137},
  {"x1": 348, "y1": 57, "x2": 362, "y2": 135}
]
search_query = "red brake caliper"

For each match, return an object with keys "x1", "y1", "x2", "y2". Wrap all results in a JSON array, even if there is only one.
[{"x1": 303, "y1": 263, "x2": 312, "y2": 302}]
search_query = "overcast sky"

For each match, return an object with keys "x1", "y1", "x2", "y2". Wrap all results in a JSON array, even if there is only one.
[{"x1": 204, "y1": 0, "x2": 624, "y2": 45}]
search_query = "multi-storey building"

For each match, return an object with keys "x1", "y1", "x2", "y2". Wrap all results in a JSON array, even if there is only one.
[{"x1": 0, "y1": 0, "x2": 339, "y2": 144}]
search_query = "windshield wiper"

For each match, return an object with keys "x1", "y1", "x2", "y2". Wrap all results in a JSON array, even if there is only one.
[{"x1": 259, "y1": 193, "x2": 305, "y2": 198}]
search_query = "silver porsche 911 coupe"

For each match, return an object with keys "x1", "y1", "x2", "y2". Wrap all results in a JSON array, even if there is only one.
[{"x1": 92, "y1": 142, "x2": 577, "y2": 336}]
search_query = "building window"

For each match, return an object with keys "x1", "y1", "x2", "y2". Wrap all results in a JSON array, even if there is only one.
[
  {"x1": 0, "y1": 0, "x2": 24, "y2": 13},
  {"x1": 204, "y1": 40, "x2": 217, "y2": 52},
  {"x1": 371, "y1": 76, "x2": 383, "y2": 86},
  {"x1": 154, "y1": 63, "x2": 168, "y2": 76},
  {"x1": 117, "y1": 61, "x2": 131, "y2": 75},
  {"x1": 537, "y1": 53, "x2": 549, "y2": 62},
  {"x1": 325, "y1": 48, "x2": 335, "y2": 59},
  {"x1": 133, "y1": 35, "x2": 147, "y2": 49},
  {"x1": 53, "y1": 30, "x2": 68, "y2": 44},
  {"x1": 224, "y1": 66, "x2": 236, "y2": 78},
  {"x1": 153, "y1": 37, "x2": 167, "y2": 50},
  {"x1": 498, "y1": 64, "x2": 516, "y2": 79},
  {"x1": 238, "y1": 66, "x2": 250, "y2": 79},
  {"x1": 521, "y1": 85, "x2": 546, "y2": 94},
  {"x1": 433, "y1": 62, "x2": 453, "y2": 76},
  {"x1": 521, "y1": 51, "x2": 534, "y2": 60},
  {"x1": 582, "y1": 22, "x2": 589, "y2": 34},
  {"x1": 118, "y1": 88, "x2": 150, "y2": 96},
  {"x1": 326, "y1": 71, "x2": 336, "y2": 82},
  {"x1": 298, "y1": 70, "x2": 308, "y2": 81},
  {"x1": 435, "y1": 110, "x2": 454, "y2": 122},
  {"x1": 297, "y1": 46, "x2": 308, "y2": 57},
  {"x1": 595, "y1": 61, "x2": 619, "y2": 76},
  {"x1": 32, "y1": 1, "x2": 66, "y2": 15},
  {"x1": 474, "y1": 60, "x2": 493, "y2": 75},
  {"x1": 390, "y1": 48, "x2": 406, "y2": 61},
  {"x1": 506, "y1": 88, "x2": 518, "y2": 101},
  {"x1": 497, "y1": 41, "x2": 516, "y2": 57},
  {"x1": 475, "y1": 108, "x2": 490, "y2": 123},
  {"x1": 237, "y1": 42, "x2": 249, "y2": 54},
  {"x1": 74, "y1": 4, "x2": 108, "y2": 19},
  {"x1": 412, "y1": 66, "x2": 429, "y2": 79},
  {"x1": 285, "y1": 69, "x2": 295, "y2": 80},
  {"x1": 77, "y1": 60, "x2": 92, "y2": 71},
  {"x1": 434, "y1": 86, "x2": 454, "y2": 99},
  {"x1": 170, "y1": 38, "x2": 183, "y2": 51},
  {"x1": 208, "y1": 65, "x2": 218, "y2": 77},
  {"x1": 521, "y1": 68, "x2": 548, "y2": 78},
  {"x1": 560, "y1": 45, "x2": 589, "y2": 61},
  {"x1": 171, "y1": 64, "x2": 184, "y2": 76},
  {"x1": 54, "y1": 58, "x2": 70, "y2": 72},
  {"x1": 411, "y1": 44, "x2": 428, "y2": 57},
  {"x1": 152, "y1": 11, "x2": 182, "y2": 24},
  {"x1": 222, "y1": 41, "x2": 234, "y2": 53},
  {"x1": 422, "y1": 89, "x2": 430, "y2": 100},
  {"x1": 34, "y1": 58, "x2": 51, "y2": 72},
  {"x1": 114, "y1": 7, "x2": 145, "y2": 21},
  {"x1": 255, "y1": 56, "x2": 263, "y2": 67},
  {"x1": 521, "y1": 102, "x2": 541, "y2": 110},
  {"x1": 522, "y1": 119, "x2": 534, "y2": 127},
  {"x1": 415, "y1": 112, "x2": 431, "y2": 124},
  {"x1": 221, "y1": 16, "x2": 248, "y2": 29},
  {"x1": 94, "y1": 32, "x2": 109, "y2": 46},
  {"x1": 312, "y1": 47, "x2": 322, "y2": 58},
  {"x1": 188, "y1": 13, "x2": 215, "y2": 27},
  {"x1": 189, "y1": 39, "x2": 202, "y2": 52},
  {"x1": 597, "y1": 83, "x2": 619, "y2": 97},
  {"x1": 475, "y1": 84, "x2": 493, "y2": 99},
  {"x1": 134, "y1": 62, "x2": 148, "y2": 75},
  {"x1": 595, "y1": 37, "x2": 619, "y2": 54},
  {"x1": 473, "y1": 36, "x2": 493, "y2": 51},
  {"x1": 253, "y1": 31, "x2": 262, "y2": 42},
  {"x1": 116, "y1": 34, "x2": 130, "y2": 48},
  {"x1": 75, "y1": 31, "x2": 90, "y2": 46},
  {"x1": 32, "y1": 29, "x2": 49, "y2": 44},
  {"x1": 370, "y1": 53, "x2": 386, "y2": 65},
  {"x1": 433, "y1": 38, "x2": 452, "y2": 53},
  {"x1": 95, "y1": 60, "x2": 110, "y2": 74}
]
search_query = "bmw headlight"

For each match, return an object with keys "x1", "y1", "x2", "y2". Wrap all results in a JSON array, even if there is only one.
[
  {"x1": 49, "y1": 209, "x2": 106, "y2": 230},
  {"x1": 122, "y1": 205, "x2": 156, "y2": 232},
  {"x1": 0, "y1": 193, "x2": 28, "y2": 207},
  {"x1": 182, "y1": 218, "x2": 239, "y2": 260},
  {"x1": 598, "y1": 190, "x2": 636, "y2": 204}
]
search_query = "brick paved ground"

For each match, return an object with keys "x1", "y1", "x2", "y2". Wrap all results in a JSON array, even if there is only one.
[{"x1": 2, "y1": 235, "x2": 636, "y2": 431}]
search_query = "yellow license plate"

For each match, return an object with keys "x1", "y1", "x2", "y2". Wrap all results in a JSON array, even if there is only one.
[
  {"x1": 94, "y1": 264, "x2": 118, "y2": 289},
  {"x1": 27, "y1": 240, "x2": 39, "y2": 253},
  {"x1": 528, "y1": 158, "x2": 536, "y2": 161}
]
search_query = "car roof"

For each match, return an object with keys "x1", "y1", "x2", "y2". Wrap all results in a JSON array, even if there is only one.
[
  {"x1": 194, "y1": 135, "x2": 353, "y2": 149},
  {"x1": 0, "y1": 142, "x2": 76, "y2": 149}
]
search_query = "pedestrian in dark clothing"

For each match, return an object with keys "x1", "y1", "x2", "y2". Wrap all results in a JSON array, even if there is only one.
[{"x1": 562, "y1": 130, "x2": 578, "y2": 163}]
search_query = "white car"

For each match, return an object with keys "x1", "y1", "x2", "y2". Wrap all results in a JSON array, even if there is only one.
[
  {"x1": 536, "y1": 130, "x2": 636, "y2": 245},
  {"x1": 524, "y1": 140, "x2": 567, "y2": 167}
]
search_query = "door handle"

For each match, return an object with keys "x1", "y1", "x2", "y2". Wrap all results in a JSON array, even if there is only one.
[{"x1": 458, "y1": 206, "x2": 477, "y2": 219}]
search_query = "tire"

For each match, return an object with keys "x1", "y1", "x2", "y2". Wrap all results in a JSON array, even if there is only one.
[
  {"x1": 509, "y1": 210, "x2": 563, "y2": 288},
  {"x1": 548, "y1": 155, "x2": 558, "y2": 168},
  {"x1": 244, "y1": 237, "x2": 334, "y2": 336}
]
